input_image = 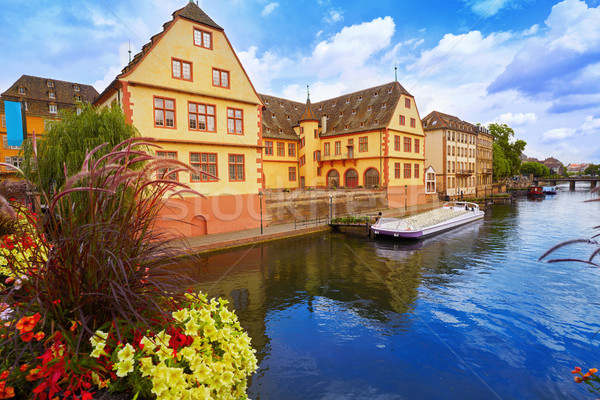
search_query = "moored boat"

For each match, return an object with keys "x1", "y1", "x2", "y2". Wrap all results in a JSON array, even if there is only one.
[
  {"x1": 527, "y1": 186, "x2": 545, "y2": 198},
  {"x1": 371, "y1": 201, "x2": 484, "y2": 239},
  {"x1": 542, "y1": 186, "x2": 558, "y2": 195}
]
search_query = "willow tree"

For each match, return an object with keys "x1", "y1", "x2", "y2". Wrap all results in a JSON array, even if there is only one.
[{"x1": 20, "y1": 103, "x2": 138, "y2": 194}]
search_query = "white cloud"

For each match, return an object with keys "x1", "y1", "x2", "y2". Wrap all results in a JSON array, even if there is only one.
[
  {"x1": 493, "y1": 112, "x2": 538, "y2": 127},
  {"x1": 316, "y1": 30, "x2": 323, "y2": 38},
  {"x1": 541, "y1": 127, "x2": 577, "y2": 142},
  {"x1": 464, "y1": 0, "x2": 519, "y2": 17},
  {"x1": 261, "y1": 2, "x2": 279, "y2": 17},
  {"x1": 581, "y1": 115, "x2": 600, "y2": 131},
  {"x1": 324, "y1": 9, "x2": 344, "y2": 24}
]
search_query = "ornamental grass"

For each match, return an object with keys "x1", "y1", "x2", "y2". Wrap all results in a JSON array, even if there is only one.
[{"x1": 0, "y1": 138, "x2": 257, "y2": 399}]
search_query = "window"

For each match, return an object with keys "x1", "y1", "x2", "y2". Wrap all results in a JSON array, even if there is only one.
[
  {"x1": 313, "y1": 150, "x2": 321, "y2": 161},
  {"x1": 76, "y1": 108, "x2": 82, "y2": 115},
  {"x1": 172, "y1": 58, "x2": 192, "y2": 81},
  {"x1": 410, "y1": 118, "x2": 416, "y2": 128},
  {"x1": 194, "y1": 28, "x2": 212, "y2": 49},
  {"x1": 265, "y1": 141, "x2": 273, "y2": 156},
  {"x1": 394, "y1": 163, "x2": 401, "y2": 179},
  {"x1": 49, "y1": 104, "x2": 57, "y2": 114},
  {"x1": 299, "y1": 155, "x2": 305, "y2": 166},
  {"x1": 394, "y1": 135, "x2": 401, "y2": 151},
  {"x1": 212, "y1": 68, "x2": 229, "y2": 88},
  {"x1": 188, "y1": 102, "x2": 215, "y2": 132},
  {"x1": 48, "y1": 91, "x2": 55, "y2": 99},
  {"x1": 448, "y1": 145, "x2": 451, "y2": 155},
  {"x1": 359, "y1": 137, "x2": 368, "y2": 152},
  {"x1": 405, "y1": 98, "x2": 411, "y2": 108},
  {"x1": 335, "y1": 141, "x2": 341, "y2": 155},
  {"x1": 324, "y1": 142, "x2": 330, "y2": 156},
  {"x1": 3, "y1": 137, "x2": 20, "y2": 150},
  {"x1": 18, "y1": 87, "x2": 26, "y2": 95},
  {"x1": 156, "y1": 151, "x2": 178, "y2": 180},
  {"x1": 404, "y1": 163, "x2": 412, "y2": 178},
  {"x1": 300, "y1": 127, "x2": 304, "y2": 134},
  {"x1": 289, "y1": 167, "x2": 296, "y2": 181},
  {"x1": 5, "y1": 156, "x2": 23, "y2": 169},
  {"x1": 288, "y1": 143, "x2": 296, "y2": 157},
  {"x1": 399, "y1": 115, "x2": 405, "y2": 125},
  {"x1": 227, "y1": 108, "x2": 243, "y2": 134},
  {"x1": 414, "y1": 164, "x2": 419, "y2": 178},
  {"x1": 1, "y1": 115, "x2": 5, "y2": 127},
  {"x1": 404, "y1": 137, "x2": 412, "y2": 152},
  {"x1": 154, "y1": 97, "x2": 175, "y2": 128},
  {"x1": 190, "y1": 153, "x2": 218, "y2": 182},
  {"x1": 47, "y1": 80, "x2": 54, "y2": 88},
  {"x1": 300, "y1": 137, "x2": 305, "y2": 149},
  {"x1": 317, "y1": 167, "x2": 322, "y2": 176},
  {"x1": 74, "y1": 84, "x2": 80, "y2": 92},
  {"x1": 414, "y1": 139, "x2": 420, "y2": 154},
  {"x1": 228, "y1": 154, "x2": 244, "y2": 181},
  {"x1": 452, "y1": 146, "x2": 455, "y2": 156},
  {"x1": 277, "y1": 142, "x2": 285, "y2": 156},
  {"x1": 447, "y1": 161, "x2": 451, "y2": 173},
  {"x1": 314, "y1": 129, "x2": 318, "y2": 138},
  {"x1": 74, "y1": 95, "x2": 81, "y2": 102}
]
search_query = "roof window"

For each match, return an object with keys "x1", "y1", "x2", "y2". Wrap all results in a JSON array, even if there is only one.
[
  {"x1": 74, "y1": 84, "x2": 80, "y2": 92},
  {"x1": 18, "y1": 87, "x2": 26, "y2": 95},
  {"x1": 47, "y1": 80, "x2": 54, "y2": 88}
]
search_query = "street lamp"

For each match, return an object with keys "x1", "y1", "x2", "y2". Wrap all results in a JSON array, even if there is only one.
[
  {"x1": 404, "y1": 184, "x2": 408, "y2": 211},
  {"x1": 258, "y1": 191, "x2": 264, "y2": 235}
]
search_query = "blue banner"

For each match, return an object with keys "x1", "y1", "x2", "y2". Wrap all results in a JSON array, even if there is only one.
[{"x1": 5, "y1": 100, "x2": 26, "y2": 147}]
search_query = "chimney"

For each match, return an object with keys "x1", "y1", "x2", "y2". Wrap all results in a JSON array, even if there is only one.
[{"x1": 321, "y1": 115, "x2": 327, "y2": 134}]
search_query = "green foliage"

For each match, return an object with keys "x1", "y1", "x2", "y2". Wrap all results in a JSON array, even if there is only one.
[
  {"x1": 20, "y1": 103, "x2": 138, "y2": 194},
  {"x1": 489, "y1": 123, "x2": 526, "y2": 180},
  {"x1": 520, "y1": 162, "x2": 550, "y2": 178},
  {"x1": 585, "y1": 164, "x2": 600, "y2": 177},
  {"x1": 331, "y1": 216, "x2": 370, "y2": 224}
]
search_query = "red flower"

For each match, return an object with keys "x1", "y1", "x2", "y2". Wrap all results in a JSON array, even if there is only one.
[
  {"x1": 16, "y1": 313, "x2": 41, "y2": 333},
  {"x1": 0, "y1": 381, "x2": 15, "y2": 399},
  {"x1": 574, "y1": 376, "x2": 583, "y2": 383},
  {"x1": 34, "y1": 332, "x2": 45, "y2": 341},
  {"x1": 572, "y1": 367, "x2": 582, "y2": 374},
  {"x1": 21, "y1": 332, "x2": 34, "y2": 342},
  {"x1": 0, "y1": 371, "x2": 8, "y2": 380}
]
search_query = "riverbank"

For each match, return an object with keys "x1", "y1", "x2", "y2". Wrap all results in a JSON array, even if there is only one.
[{"x1": 172, "y1": 199, "x2": 445, "y2": 254}]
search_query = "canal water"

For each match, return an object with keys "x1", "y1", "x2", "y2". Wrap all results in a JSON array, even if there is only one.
[{"x1": 191, "y1": 187, "x2": 600, "y2": 400}]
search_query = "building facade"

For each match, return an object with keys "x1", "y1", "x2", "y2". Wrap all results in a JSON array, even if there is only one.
[
  {"x1": 422, "y1": 111, "x2": 490, "y2": 197},
  {"x1": 261, "y1": 82, "x2": 428, "y2": 208},
  {"x1": 476, "y1": 125, "x2": 493, "y2": 194},
  {"x1": 0, "y1": 75, "x2": 97, "y2": 174},
  {"x1": 94, "y1": 3, "x2": 264, "y2": 237}
]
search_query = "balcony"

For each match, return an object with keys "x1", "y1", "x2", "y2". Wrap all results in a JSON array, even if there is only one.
[
  {"x1": 482, "y1": 168, "x2": 493, "y2": 175},
  {"x1": 320, "y1": 152, "x2": 356, "y2": 167},
  {"x1": 455, "y1": 169, "x2": 474, "y2": 176}
]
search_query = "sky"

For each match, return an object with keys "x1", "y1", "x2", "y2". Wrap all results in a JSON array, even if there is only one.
[{"x1": 1, "y1": 0, "x2": 600, "y2": 164}]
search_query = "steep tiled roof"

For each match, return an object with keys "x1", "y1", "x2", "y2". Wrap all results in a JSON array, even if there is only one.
[
  {"x1": 261, "y1": 81, "x2": 410, "y2": 139},
  {"x1": 299, "y1": 99, "x2": 318, "y2": 122},
  {"x1": 120, "y1": 2, "x2": 222, "y2": 78},
  {"x1": 422, "y1": 110, "x2": 477, "y2": 133},
  {"x1": 1, "y1": 75, "x2": 98, "y2": 118},
  {"x1": 260, "y1": 94, "x2": 303, "y2": 140}
]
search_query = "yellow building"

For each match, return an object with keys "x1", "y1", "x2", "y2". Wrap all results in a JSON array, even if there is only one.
[
  {"x1": 476, "y1": 125, "x2": 493, "y2": 195},
  {"x1": 422, "y1": 111, "x2": 491, "y2": 198},
  {"x1": 94, "y1": 2, "x2": 265, "y2": 236},
  {"x1": 261, "y1": 82, "x2": 427, "y2": 208},
  {"x1": 0, "y1": 75, "x2": 97, "y2": 175}
]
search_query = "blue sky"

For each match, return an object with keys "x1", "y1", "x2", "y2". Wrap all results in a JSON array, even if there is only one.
[{"x1": 1, "y1": 0, "x2": 600, "y2": 164}]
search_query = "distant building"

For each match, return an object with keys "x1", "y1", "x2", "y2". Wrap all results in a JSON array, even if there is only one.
[
  {"x1": 422, "y1": 111, "x2": 491, "y2": 197},
  {"x1": 542, "y1": 157, "x2": 564, "y2": 175},
  {"x1": 261, "y1": 82, "x2": 428, "y2": 207},
  {"x1": 0, "y1": 75, "x2": 97, "y2": 174},
  {"x1": 567, "y1": 163, "x2": 589, "y2": 174}
]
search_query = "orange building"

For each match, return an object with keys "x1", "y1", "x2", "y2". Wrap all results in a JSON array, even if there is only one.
[
  {"x1": 94, "y1": 2, "x2": 264, "y2": 236},
  {"x1": 261, "y1": 82, "x2": 428, "y2": 208},
  {"x1": 0, "y1": 75, "x2": 97, "y2": 175}
]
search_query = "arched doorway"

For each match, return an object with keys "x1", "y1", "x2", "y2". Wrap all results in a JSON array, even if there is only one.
[
  {"x1": 345, "y1": 169, "x2": 358, "y2": 188},
  {"x1": 327, "y1": 169, "x2": 340, "y2": 188},
  {"x1": 191, "y1": 215, "x2": 208, "y2": 236},
  {"x1": 364, "y1": 168, "x2": 379, "y2": 188}
]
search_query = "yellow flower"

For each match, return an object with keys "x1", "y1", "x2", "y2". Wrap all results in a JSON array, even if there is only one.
[
  {"x1": 139, "y1": 357, "x2": 155, "y2": 377},
  {"x1": 90, "y1": 330, "x2": 108, "y2": 347},
  {"x1": 140, "y1": 336, "x2": 156, "y2": 353},
  {"x1": 172, "y1": 308, "x2": 188, "y2": 323},
  {"x1": 114, "y1": 358, "x2": 134, "y2": 377},
  {"x1": 117, "y1": 343, "x2": 135, "y2": 362},
  {"x1": 184, "y1": 318, "x2": 200, "y2": 336}
]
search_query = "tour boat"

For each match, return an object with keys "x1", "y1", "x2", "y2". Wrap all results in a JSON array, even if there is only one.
[
  {"x1": 527, "y1": 186, "x2": 545, "y2": 198},
  {"x1": 542, "y1": 186, "x2": 558, "y2": 195},
  {"x1": 371, "y1": 202, "x2": 485, "y2": 239}
]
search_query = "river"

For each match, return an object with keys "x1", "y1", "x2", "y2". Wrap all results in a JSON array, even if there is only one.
[{"x1": 190, "y1": 186, "x2": 600, "y2": 399}]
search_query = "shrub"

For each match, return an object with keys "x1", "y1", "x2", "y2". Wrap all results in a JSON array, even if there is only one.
[{"x1": 0, "y1": 138, "x2": 257, "y2": 399}]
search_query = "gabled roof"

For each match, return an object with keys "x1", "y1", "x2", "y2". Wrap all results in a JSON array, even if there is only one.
[
  {"x1": 119, "y1": 2, "x2": 222, "y2": 78},
  {"x1": 1, "y1": 75, "x2": 98, "y2": 117},
  {"x1": 422, "y1": 110, "x2": 477, "y2": 134},
  {"x1": 260, "y1": 94, "x2": 304, "y2": 140},
  {"x1": 299, "y1": 98, "x2": 318, "y2": 122},
  {"x1": 261, "y1": 81, "x2": 411, "y2": 139}
]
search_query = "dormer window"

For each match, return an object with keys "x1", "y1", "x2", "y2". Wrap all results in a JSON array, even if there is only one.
[
  {"x1": 265, "y1": 100, "x2": 269, "y2": 105},
  {"x1": 48, "y1": 91, "x2": 55, "y2": 99},
  {"x1": 318, "y1": 105, "x2": 323, "y2": 110},
  {"x1": 382, "y1": 103, "x2": 387, "y2": 108},
  {"x1": 74, "y1": 84, "x2": 80, "y2": 92},
  {"x1": 339, "y1": 112, "x2": 343, "y2": 116},
  {"x1": 360, "y1": 122, "x2": 365, "y2": 127},
  {"x1": 375, "y1": 119, "x2": 379, "y2": 124},
  {"x1": 49, "y1": 104, "x2": 57, "y2": 114},
  {"x1": 266, "y1": 127, "x2": 271, "y2": 133},
  {"x1": 47, "y1": 80, "x2": 54, "y2": 88},
  {"x1": 344, "y1": 125, "x2": 349, "y2": 130},
  {"x1": 346, "y1": 98, "x2": 350, "y2": 104},
  {"x1": 358, "y1": 96, "x2": 362, "y2": 101},
  {"x1": 367, "y1": 106, "x2": 372, "y2": 111},
  {"x1": 286, "y1": 115, "x2": 290, "y2": 120},
  {"x1": 373, "y1": 91, "x2": 378, "y2": 96},
  {"x1": 74, "y1": 95, "x2": 81, "y2": 102},
  {"x1": 294, "y1": 105, "x2": 298, "y2": 110},
  {"x1": 279, "y1": 129, "x2": 283, "y2": 133},
  {"x1": 387, "y1": 88, "x2": 393, "y2": 94},
  {"x1": 271, "y1": 112, "x2": 275, "y2": 117},
  {"x1": 279, "y1": 102, "x2": 283, "y2": 108},
  {"x1": 18, "y1": 87, "x2": 26, "y2": 95},
  {"x1": 352, "y1": 109, "x2": 356, "y2": 114},
  {"x1": 332, "y1": 102, "x2": 336, "y2": 107}
]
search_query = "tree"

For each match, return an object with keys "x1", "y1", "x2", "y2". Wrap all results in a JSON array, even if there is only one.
[
  {"x1": 20, "y1": 103, "x2": 138, "y2": 194},
  {"x1": 521, "y1": 162, "x2": 550, "y2": 178},
  {"x1": 488, "y1": 123, "x2": 526, "y2": 179},
  {"x1": 584, "y1": 164, "x2": 599, "y2": 177},
  {"x1": 493, "y1": 143, "x2": 511, "y2": 180}
]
